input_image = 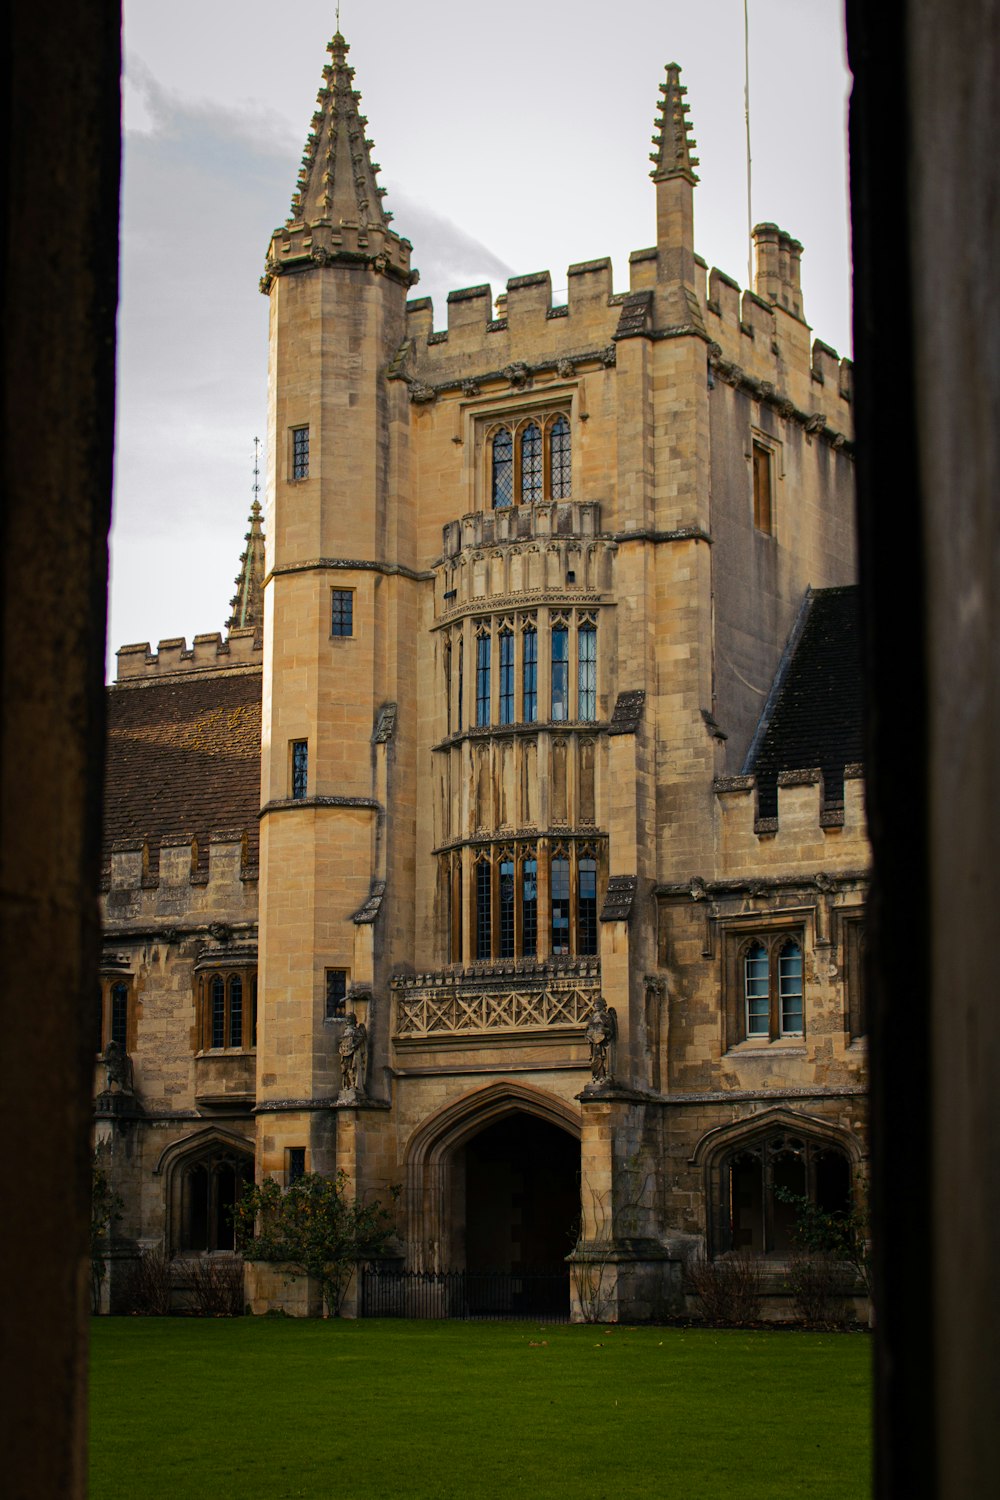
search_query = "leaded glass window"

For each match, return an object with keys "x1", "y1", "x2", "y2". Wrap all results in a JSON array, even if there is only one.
[
  {"x1": 331, "y1": 589, "x2": 353, "y2": 637},
  {"x1": 551, "y1": 854, "x2": 570, "y2": 955},
  {"x1": 499, "y1": 856, "x2": 515, "y2": 959},
  {"x1": 779, "y1": 941, "x2": 804, "y2": 1035},
  {"x1": 521, "y1": 422, "x2": 543, "y2": 503},
  {"x1": 499, "y1": 627, "x2": 514, "y2": 724},
  {"x1": 110, "y1": 982, "x2": 129, "y2": 1049},
  {"x1": 229, "y1": 975, "x2": 243, "y2": 1049},
  {"x1": 211, "y1": 975, "x2": 226, "y2": 1048},
  {"x1": 291, "y1": 740, "x2": 308, "y2": 800},
  {"x1": 521, "y1": 854, "x2": 537, "y2": 958},
  {"x1": 578, "y1": 857, "x2": 598, "y2": 956},
  {"x1": 550, "y1": 415, "x2": 571, "y2": 498},
  {"x1": 476, "y1": 633, "x2": 491, "y2": 726},
  {"x1": 522, "y1": 625, "x2": 537, "y2": 722},
  {"x1": 551, "y1": 624, "x2": 569, "y2": 721},
  {"x1": 578, "y1": 623, "x2": 596, "y2": 721},
  {"x1": 745, "y1": 942, "x2": 770, "y2": 1036},
  {"x1": 476, "y1": 858, "x2": 492, "y2": 960},
  {"x1": 292, "y1": 425, "x2": 309, "y2": 480},
  {"x1": 326, "y1": 969, "x2": 348, "y2": 1019},
  {"x1": 492, "y1": 428, "x2": 514, "y2": 508}
]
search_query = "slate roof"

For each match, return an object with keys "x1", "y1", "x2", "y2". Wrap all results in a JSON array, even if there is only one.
[
  {"x1": 103, "y1": 669, "x2": 262, "y2": 879},
  {"x1": 748, "y1": 586, "x2": 864, "y2": 819}
]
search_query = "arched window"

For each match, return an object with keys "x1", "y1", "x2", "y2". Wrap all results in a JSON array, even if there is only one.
[
  {"x1": 718, "y1": 1130, "x2": 853, "y2": 1256},
  {"x1": 522, "y1": 623, "x2": 537, "y2": 722},
  {"x1": 551, "y1": 621, "x2": 569, "y2": 721},
  {"x1": 578, "y1": 621, "x2": 596, "y2": 721},
  {"x1": 734, "y1": 932, "x2": 806, "y2": 1042},
  {"x1": 211, "y1": 975, "x2": 226, "y2": 1048},
  {"x1": 229, "y1": 975, "x2": 243, "y2": 1049},
  {"x1": 475, "y1": 855, "x2": 492, "y2": 961},
  {"x1": 498, "y1": 626, "x2": 514, "y2": 724},
  {"x1": 475, "y1": 630, "x2": 491, "y2": 726},
  {"x1": 549, "y1": 414, "x2": 571, "y2": 498},
  {"x1": 521, "y1": 850, "x2": 538, "y2": 959},
  {"x1": 520, "y1": 422, "x2": 543, "y2": 503},
  {"x1": 491, "y1": 428, "x2": 514, "y2": 508},
  {"x1": 200, "y1": 968, "x2": 257, "y2": 1051},
  {"x1": 178, "y1": 1148, "x2": 253, "y2": 1253}
]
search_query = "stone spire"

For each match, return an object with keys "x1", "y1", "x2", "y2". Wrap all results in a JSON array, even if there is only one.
[
  {"x1": 227, "y1": 448, "x2": 265, "y2": 635},
  {"x1": 288, "y1": 32, "x2": 389, "y2": 230},
  {"x1": 649, "y1": 63, "x2": 700, "y2": 185},
  {"x1": 261, "y1": 32, "x2": 416, "y2": 294}
]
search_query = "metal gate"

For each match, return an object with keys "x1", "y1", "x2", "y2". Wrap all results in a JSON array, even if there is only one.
[{"x1": 360, "y1": 1266, "x2": 570, "y2": 1321}]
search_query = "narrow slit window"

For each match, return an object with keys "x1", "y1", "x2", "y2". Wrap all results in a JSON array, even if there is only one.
[
  {"x1": 521, "y1": 856, "x2": 537, "y2": 959},
  {"x1": 522, "y1": 626, "x2": 537, "y2": 722},
  {"x1": 520, "y1": 422, "x2": 543, "y2": 503},
  {"x1": 229, "y1": 975, "x2": 243, "y2": 1049},
  {"x1": 291, "y1": 740, "x2": 308, "y2": 800},
  {"x1": 551, "y1": 856, "x2": 571, "y2": 955},
  {"x1": 288, "y1": 1147, "x2": 306, "y2": 1185},
  {"x1": 499, "y1": 628, "x2": 514, "y2": 724},
  {"x1": 292, "y1": 425, "x2": 310, "y2": 480},
  {"x1": 551, "y1": 624, "x2": 569, "y2": 721},
  {"x1": 578, "y1": 857, "x2": 598, "y2": 956},
  {"x1": 211, "y1": 975, "x2": 226, "y2": 1049},
  {"x1": 779, "y1": 941, "x2": 804, "y2": 1035},
  {"x1": 549, "y1": 415, "x2": 572, "y2": 498},
  {"x1": 476, "y1": 634, "x2": 491, "y2": 726},
  {"x1": 476, "y1": 859, "x2": 492, "y2": 960},
  {"x1": 457, "y1": 639, "x2": 464, "y2": 730},
  {"x1": 110, "y1": 982, "x2": 129, "y2": 1049},
  {"x1": 753, "y1": 442, "x2": 773, "y2": 533},
  {"x1": 491, "y1": 428, "x2": 514, "y2": 508},
  {"x1": 499, "y1": 857, "x2": 515, "y2": 959},
  {"x1": 744, "y1": 942, "x2": 770, "y2": 1037},
  {"x1": 578, "y1": 623, "x2": 596, "y2": 721}
]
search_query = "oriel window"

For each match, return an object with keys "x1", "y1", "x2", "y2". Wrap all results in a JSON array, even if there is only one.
[
  {"x1": 499, "y1": 855, "x2": 516, "y2": 959},
  {"x1": 522, "y1": 625, "x2": 537, "y2": 722},
  {"x1": 488, "y1": 413, "x2": 571, "y2": 508}
]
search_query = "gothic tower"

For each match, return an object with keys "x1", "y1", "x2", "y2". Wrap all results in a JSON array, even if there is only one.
[{"x1": 256, "y1": 33, "x2": 418, "y2": 1182}]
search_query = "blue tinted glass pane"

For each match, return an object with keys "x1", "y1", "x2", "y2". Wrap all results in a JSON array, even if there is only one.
[
  {"x1": 476, "y1": 636, "x2": 491, "y2": 726},
  {"x1": 522, "y1": 628, "x2": 537, "y2": 722},
  {"x1": 521, "y1": 423, "x2": 542, "y2": 503},
  {"x1": 499, "y1": 631, "x2": 514, "y2": 724},
  {"x1": 492, "y1": 429, "x2": 513, "y2": 508},
  {"x1": 551, "y1": 857, "x2": 570, "y2": 954},
  {"x1": 578, "y1": 858, "x2": 598, "y2": 956},
  {"x1": 211, "y1": 976, "x2": 226, "y2": 1048},
  {"x1": 551, "y1": 627, "x2": 568, "y2": 720},
  {"x1": 522, "y1": 858, "x2": 537, "y2": 958}
]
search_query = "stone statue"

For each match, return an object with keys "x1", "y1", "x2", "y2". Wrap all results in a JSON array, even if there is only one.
[
  {"x1": 102, "y1": 1038, "x2": 134, "y2": 1094},
  {"x1": 338, "y1": 1012, "x2": 368, "y2": 1097},
  {"x1": 585, "y1": 996, "x2": 617, "y2": 1082}
]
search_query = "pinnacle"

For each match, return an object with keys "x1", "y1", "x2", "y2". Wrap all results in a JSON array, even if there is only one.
[
  {"x1": 287, "y1": 31, "x2": 388, "y2": 230},
  {"x1": 649, "y1": 61, "x2": 699, "y2": 185},
  {"x1": 227, "y1": 465, "x2": 266, "y2": 636}
]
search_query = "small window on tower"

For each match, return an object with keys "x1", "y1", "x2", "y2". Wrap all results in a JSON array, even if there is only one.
[
  {"x1": 292, "y1": 425, "x2": 310, "y2": 481},
  {"x1": 331, "y1": 589, "x2": 354, "y2": 637},
  {"x1": 753, "y1": 442, "x2": 773, "y2": 533},
  {"x1": 287, "y1": 1147, "x2": 307, "y2": 1184},
  {"x1": 325, "y1": 968, "x2": 349, "y2": 1019},
  {"x1": 290, "y1": 740, "x2": 308, "y2": 800}
]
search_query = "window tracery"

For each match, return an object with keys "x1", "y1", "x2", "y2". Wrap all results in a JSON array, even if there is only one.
[
  {"x1": 488, "y1": 411, "x2": 572, "y2": 509},
  {"x1": 454, "y1": 838, "x2": 603, "y2": 965}
]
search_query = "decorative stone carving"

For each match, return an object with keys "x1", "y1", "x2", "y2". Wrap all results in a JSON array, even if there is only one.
[
  {"x1": 584, "y1": 996, "x2": 617, "y2": 1082},
  {"x1": 461, "y1": 379, "x2": 480, "y2": 397},
  {"x1": 102, "y1": 1040, "x2": 134, "y2": 1095},
  {"x1": 338, "y1": 1012, "x2": 369, "y2": 1101},
  {"x1": 600, "y1": 345, "x2": 617, "y2": 367},
  {"x1": 806, "y1": 411, "x2": 827, "y2": 434},
  {"x1": 408, "y1": 381, "x2": 437, "y2": 404},
  {"x1": 502, "y1": 362, "x2": 531, "y2": 390},
  {"x1": 556, "y1": 358, "x2": 575, "y2": 379},
  {"x1": 209, "y1": 922, "x2": 232, "y2": 944},
  {"x1": 600, "y1": 875, "x2": 638, "y2": 923}
]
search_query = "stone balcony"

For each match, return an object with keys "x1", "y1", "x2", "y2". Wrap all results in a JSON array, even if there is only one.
[
  {"x1": 391, "y1": 959, "x2": 600, "y2": 1046},
  {"x1": 442, "y1": 501, "x2": 603, "y2": 559}
]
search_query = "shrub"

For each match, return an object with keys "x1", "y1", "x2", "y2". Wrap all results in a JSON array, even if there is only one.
[
  {"x1": 124, "y1": 1249, "x2": 174, "y2": 1315},
  {"x1": 187, "y1": 1256, "x2": 245, "y2": 1317},
  {"x1": 90, "y1": 1161, "x2": 123, "y2": 1313},
  {"x1": 687, "y1": 1249, "x2": 764, "y2": 1326},
  {"x1": 233, "y1": 1171, "x2": 397, "y2": 1317},
  {"x1": 786, "y1": 1252, "x2": 851, "y2": 1326}
]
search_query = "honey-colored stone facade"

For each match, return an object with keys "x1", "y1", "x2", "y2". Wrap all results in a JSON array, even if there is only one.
[{"x1": 98, "y1": 33, "x2": 867, "y2": 1320}]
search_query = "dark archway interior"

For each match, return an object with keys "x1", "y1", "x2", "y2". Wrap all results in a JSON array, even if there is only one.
[{"x1": 462, "y1": 1113, "x2": 580, "y2": 1273}]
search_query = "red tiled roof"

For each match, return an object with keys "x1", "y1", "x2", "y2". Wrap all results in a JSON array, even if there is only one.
[{"x1": 103, "y1": 669, "x2": 262, "y2": 877}]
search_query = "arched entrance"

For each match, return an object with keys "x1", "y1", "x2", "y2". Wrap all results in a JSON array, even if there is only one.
[
  {"x1": 462, "y1": 1112, "x2": 580, "y2": 1274},
  {"x1": 404, "y1": 1082, "x2": 582, "y2": 1281}
]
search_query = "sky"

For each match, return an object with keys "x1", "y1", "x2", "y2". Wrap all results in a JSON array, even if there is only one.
[{"x1": 111, "y1": 0, "x2": 852, "y2": 673}]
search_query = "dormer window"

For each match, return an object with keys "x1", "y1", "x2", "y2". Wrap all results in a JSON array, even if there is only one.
[{"x1": 488, "y1": 412, "x2": 572, "y2": 509}]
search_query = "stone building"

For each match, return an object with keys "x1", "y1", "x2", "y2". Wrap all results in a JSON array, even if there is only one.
[{"x1": 97, "y1": 31, "x2": 867, "y2": 1320}]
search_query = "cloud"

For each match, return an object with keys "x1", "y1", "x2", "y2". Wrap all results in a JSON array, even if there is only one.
[{"x1": 111, "y1": 61, "x2": 511, "y2": 667}]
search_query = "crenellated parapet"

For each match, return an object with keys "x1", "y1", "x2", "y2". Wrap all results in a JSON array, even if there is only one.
[
  {"x1": 115, "y1": 629, "x2": 262, "y2": 681},
  {"x1": 435, "y1": 503, "x2": 615, "y2": 617},
  {"x1": 102, "y1": 830, "x2": 258, "y2": 907},
  {"x1": 714, "y1": 764, "x2": 866, "y2": 874}
]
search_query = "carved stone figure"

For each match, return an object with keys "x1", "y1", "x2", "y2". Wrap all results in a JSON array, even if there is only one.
[
  {"x1": 585, "y1": 996, "x2": 617, "y2": 1082},
  {"x1": 103, "y1": 1039, "x2": 134, "y2": 1095},
  {"x1": 338, "y1": 1012, "x2": 368, "y2": 1097}
]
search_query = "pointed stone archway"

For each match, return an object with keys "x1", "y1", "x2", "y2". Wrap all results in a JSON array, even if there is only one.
[{"x1": 403, "y1": 1082, "x2": 582, "y2": 1274}]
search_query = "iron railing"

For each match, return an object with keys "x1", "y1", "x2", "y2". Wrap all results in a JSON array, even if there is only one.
[{"x1": 360, "y1": 1266, "x2": 570, "y2": 1322}]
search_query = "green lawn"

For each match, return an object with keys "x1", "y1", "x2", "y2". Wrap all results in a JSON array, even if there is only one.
[{"x1": 89, "y1": 1318, "x2": 871, "y2": 1499}]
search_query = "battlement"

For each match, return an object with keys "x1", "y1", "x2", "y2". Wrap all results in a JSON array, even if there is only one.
[
  {"x1": 714, "y1": 764, "x2": 866, "y2": 874},
  {"x1": 102, "y1": 830, "x2": 259, "y2": 921},
  {"x1": 116, "y1": 628, "x2": 262, "y2": 682}
]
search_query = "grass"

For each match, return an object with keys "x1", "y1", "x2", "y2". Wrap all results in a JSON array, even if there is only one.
[{"x1": 89, "y1": 1318, "x2": 871, "y2": 1499}]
